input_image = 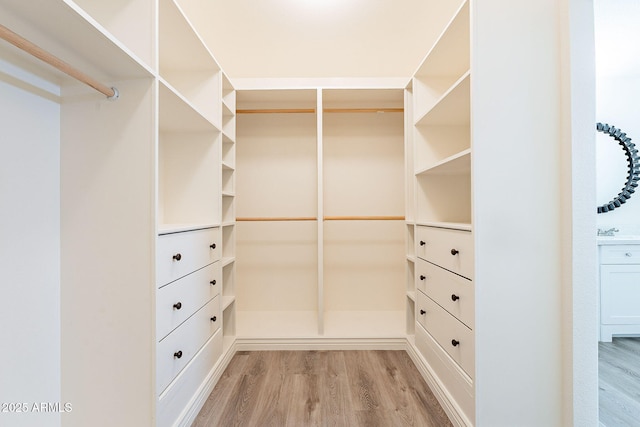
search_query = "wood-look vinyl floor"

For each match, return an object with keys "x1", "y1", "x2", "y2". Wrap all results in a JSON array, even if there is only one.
[
  {"x1": 193, "y1": 350, "x2": 453, "y2": 427},
  {"x1": 599, "y1": 338, "x2": 640, "y2": 427}
]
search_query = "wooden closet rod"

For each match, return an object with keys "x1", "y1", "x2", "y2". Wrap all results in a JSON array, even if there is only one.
[
  {"x1": 323, "y1": 108, "x2": 404, "y2": 114},
  {"x1": 236, "y1": 108, "x2": 404, "y2": 114},
  {"x1": 236, "y1": 217, "x2": 318, "y2": 222},
  {"x1": 237, "y1": 109, "x2": 316, "y2": 114},
  {"x1": 323, "y1": 215, "x2": 405, "y2": 221},
  {"x1": 0, "y1": 24, "x2": 119, "y2": 100}
]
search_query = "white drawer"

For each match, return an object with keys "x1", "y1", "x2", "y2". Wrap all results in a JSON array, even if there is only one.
[
  {"x1": 417, "y1": 258, "x2": 474, "y2": 328},
  {"x1": 600, "y1": 245, "x2": 640, "y2": 264},
  {"x1": 416, "y1": 226, "x2": 473, "y2": 280},
  {"x1": 157, "y1": 227, "x2": 221, "y2": 287},
  {"x1": 157, "y1": 262, "x2": 221, "y2": 341},
  {"x1": 156, "y1": 295, "x2": 221, "y2": 395},
  {"x1": 157, "y1": 329, "x2": 223, "y2": 427},
  {"x1": 417, "y1": 290, "x2": 474, "y2": 377}
]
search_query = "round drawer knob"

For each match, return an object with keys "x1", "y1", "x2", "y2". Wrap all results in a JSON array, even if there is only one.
[
  {"x1": 626, "y1": 252, "x2": 633, "y2": 257},
  {"x1": 210, "y1": 280, "x2": 217, "y2": 286},
  {"x1": 451, "y1": 294, "x2": 460, "y2": 301},
  {"x1": 173, "y1": 302, "x2": 182, "y2": 310},
  {"x1": 450, "y1": 249, "x2": 459, "y2": 256},
  {"x1": 173, "y1": 253, "x2": 182, "y2": 261},
  {"x1": 211, "y1": 316, "x2": 217, "y2": 322},
  {"x1": 174, "y1": 351, "x2": 183, "y2": 359},
  {"x1": 419, "y1": 241, "x2": 426, "y2": 246},
  {"x1": 451, "y1": 339, "x2": 460, "y2": 347},
  {"x1": 210, "y1": 243, "x2": 216, "y2": 249},
  {"x1": 420, "y1": 309, "x2": 426, "y2": 315},
  {"x1": 420, "y1": 275, "x2": 426, "y2": 281}
]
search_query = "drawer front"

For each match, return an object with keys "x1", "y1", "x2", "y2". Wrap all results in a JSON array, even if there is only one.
[
  {"x1": 157, "y1": 262, "x2": 221, "y2": 341},
  {"x1": 157, "y1": 227, "x2": 221, "y2": 287},
  {"x1": 600, "y1": 245, "x2": 640, "y2": 264},
  {"x1": 157, "y1": 329, "x2": 223, "y2": 427},
  {"x1": 156, "y1": 295, "x2": 221, "y2": 395},
  {"x1": 417, "y1": 258, "x2": 474, "y2": 328},
  {"x1": 416, "y1": 226, "x2": 473, "y2": 280},
  {"x1": 417, "y1": 290, "x2": 474, "y2": 377}
]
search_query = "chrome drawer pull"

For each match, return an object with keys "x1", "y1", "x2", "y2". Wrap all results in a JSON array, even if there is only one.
[
  {"x1": 420, "y1": 309, "x2": 426, "y2": 315},
  {"x1": 173, "y1": 302, "x2": 182, "y2": 310},
  {"x1": 174, "y1": 351, "x2": 183, "y2": 359},
  {"x1": 451, "y1": 339, "x2": 460, "y2": 347},
  {"x1": 172, "y1": 253, "x2": 182, "y2": 261},
  {"x1": 210, "y1": 316, "x2": 217, "y2": 322},
  {"x1": 210, "y1": 280, "x2": 217, "y2": 286},
  {"x1": 420, "y1": 275, "x2": 426, "y2": 281},
  {"x1": 450, "y1": 249, "x2": 459, "y2": 256},
  {"x1": 420, "y1": 240, "x2": 426, "y2": 246},
  {"x1": 451, "y1": 294, "x2": 460, "y2": 301},
  {"x1": 210, "y1": 243, "x2": 216, "y2": 249}
]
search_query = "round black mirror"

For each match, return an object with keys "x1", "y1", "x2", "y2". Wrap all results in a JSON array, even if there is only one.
[{"x1": 596, "y1": 123, "x2": 640, "y2": 213}]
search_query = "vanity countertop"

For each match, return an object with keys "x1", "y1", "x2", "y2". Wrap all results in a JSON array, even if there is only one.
[{"x1": 598, "y1": 236, "x2": 640, "y2": 245}]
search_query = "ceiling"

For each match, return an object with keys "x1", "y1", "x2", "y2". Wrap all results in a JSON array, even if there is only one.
[{"x1": 178, "y1": 0, "x2": 462, "y2": 79}]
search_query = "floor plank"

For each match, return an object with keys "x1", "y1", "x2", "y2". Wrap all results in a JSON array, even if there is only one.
[
  {"x1": 599, "y1": 337, "x2": 640, "y2": 427},
  {"x1": 194, "y1": 350, "x2": 452, "y2": 427}
]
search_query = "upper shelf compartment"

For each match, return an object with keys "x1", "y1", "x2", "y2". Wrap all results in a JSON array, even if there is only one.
[
  {"x1": 159, "y1": 0, "x2": 221, "y2": 127},
  {"x1": 322, "y1": 88, "x2": 403, "y2": 112},
  {"x1": 413, "y1": 0, "x2": 469, "y2": 122},
  {"x1": 0, "y1": 0, "x2": 152, "y2": 91},
  {"x1": 237, "y1": 89, "x2": 317, "y2": 113},
  {"x1": 71, "y1": 0, "x2": 155, "y2": 68}
]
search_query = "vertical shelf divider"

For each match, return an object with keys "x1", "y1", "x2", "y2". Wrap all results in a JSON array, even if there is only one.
[{"x1": 317, "y1": 88, "x2": 324, "y2": 336}]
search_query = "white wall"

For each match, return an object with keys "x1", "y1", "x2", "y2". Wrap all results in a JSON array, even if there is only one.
[
  {"x1": 595, "y1": 0, "x2": 640, "y2": 231},
  {"x1": 178, "y1": 0, "x2": 463, "y2": 79},
  {"x1": 0, "y1": 59, "x2": 61, "y2": 427}
]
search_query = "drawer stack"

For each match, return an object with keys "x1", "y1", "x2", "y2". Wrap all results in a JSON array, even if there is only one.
[
  {"x1": 414, "y1": 225, "x2": 475, "y2": 415},
  {"x1": 156, "y1": 227, "x2": 223, "y2": 426}
]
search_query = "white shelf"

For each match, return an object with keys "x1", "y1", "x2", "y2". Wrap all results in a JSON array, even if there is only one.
[
  {"x1": 407, "y1": 291, "x2": 416, "y2": 302},
  {"x1": 407, "y1": 255, "x2": 416, "y2": 263},
  {"x1": 416, "y1": 149, "x2": 471, "y2": 176},
  {"x1": 413, "y1": 0, "x2": 470, "y2": 79},
  {"x1": 158, "y1": 223, "x2": 219, "y2": 235},
  {"x1": 158, "y1": 0, "x2": 221, "y2": 126},
  {"x1": 0, "y1": 0, "x2": 153, "y2": 86},
  {"x1": 222, "y1": 296, "x2": 235, "y2": 311},
  {"x1": 159, "y1": 80, "x2": 219, "y2": 132},
  {"x1": 323, "y1": 311, "x2": 406, "y2": 338},
  {"x1": 222, "y1": 191, "x2": 235, "y2": 197},
  {"x1": 415, "y1": 71, "x2": 470, "y2": 126},
  {"x1": 222, "y1": 161, "x2": 235, "y2": 171},
  {"x1": 71, "y1": 0, "x2": 155, "y2": 68},
  {"x1": 221, "y1": 257, "x2": 235, "y2": 268},
  {"x1": 415, "y1": 221, "x2": 472, "y2": 232},
  {"x1": 236, "y1": 311, "x2": 319, "y2": 338}
]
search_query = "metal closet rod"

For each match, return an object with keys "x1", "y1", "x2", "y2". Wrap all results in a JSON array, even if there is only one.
[
  {"x1": 0, "y1": 24, "x2": 119, "y2": 100},
  {"x1": 236, "y1": 216, "x2": 405, "y2": 221}
]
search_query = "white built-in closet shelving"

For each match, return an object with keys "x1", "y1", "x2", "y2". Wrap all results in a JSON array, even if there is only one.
[
  {"x1": 234, "y1": 87, "x2": 406, "y2": 343},
  {"x1": 0, "y1": 0, "x2": 236, "y2": 425},
  {"x1": 405, "y1": 1, "x2": 475, "y2": 425}
]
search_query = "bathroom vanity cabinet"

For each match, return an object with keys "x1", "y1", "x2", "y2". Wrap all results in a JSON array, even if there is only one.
[{"x1": 599, "y1": 239, "x2": 640, "y2": 341}]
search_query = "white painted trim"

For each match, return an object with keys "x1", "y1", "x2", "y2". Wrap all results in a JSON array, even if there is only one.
[
  {"x1": 405, "y1": 341, "x2": 471, "y2": 427},
  {"x1": 176, "y1": 341, "x2": 238, "y2": 427},
  {"x1": 235, "y1": 337, "x2": 406, "y2": 351},
  {"x1": 231, "y1": 77, "x2": 409, "y2": 91},
  {"x1": 317, "y1": 89, "x2": 324, "y2": 336}
]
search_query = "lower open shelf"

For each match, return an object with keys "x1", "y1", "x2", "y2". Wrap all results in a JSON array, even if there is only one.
[{"x1": 236, "y1": 310, "x2": 405, "y2": 339}]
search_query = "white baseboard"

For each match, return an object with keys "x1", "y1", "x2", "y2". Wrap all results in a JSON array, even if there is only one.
[
  {"x1": 405, "y1": 341, "x2": 471, "y2": 427},
  {"x1": 177, "y1": 340, "x2": 238, "y2": 427},
  {"x1": 235, "y1": 336, "x2": 406, "y2": 351}
]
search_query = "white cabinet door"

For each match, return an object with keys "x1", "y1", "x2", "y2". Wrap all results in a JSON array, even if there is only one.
[{"x1": 601, "y1": 264, "x2": 640, "y2": 325}]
